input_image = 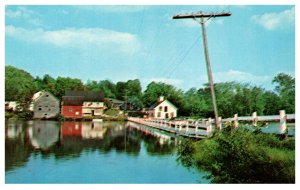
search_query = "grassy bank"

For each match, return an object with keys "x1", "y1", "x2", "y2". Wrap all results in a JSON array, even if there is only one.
[{"x1": 177, "y1": 126, "x2": 295, "y2": 183}]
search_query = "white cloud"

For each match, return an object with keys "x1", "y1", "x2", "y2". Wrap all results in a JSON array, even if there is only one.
[
  {"x1": 5, "y1": 25, "x2": 140, "y2": 55},
  {"x1": 203, "y1": 70, "x2": 273, "y2": 90},
  {"x1": 5, "y1": 6, "x2": 42, "y2": 26},
  {"x1": 213, "y1": 70, "x2": 271, "y2": 84},
  {"x1": 149, "y1": 78, "x2": 183, "y2": 85},
  {"x1": 251, "y1": 7, "x2": 295, "y2": 30},
  {"x1": 76, "y1": 5, "x2": 148, "y2": 13}
]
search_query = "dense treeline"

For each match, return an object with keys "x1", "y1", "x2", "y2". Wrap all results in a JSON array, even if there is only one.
[{"x1": 5, "y1": 65, "x2": 295, "y2": 117}]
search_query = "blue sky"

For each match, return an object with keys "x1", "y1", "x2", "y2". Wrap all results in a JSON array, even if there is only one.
[{"x1": 5, "y1": 5, "x2": 295, "y2": 92}]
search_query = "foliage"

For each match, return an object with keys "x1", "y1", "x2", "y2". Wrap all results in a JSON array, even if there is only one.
[
  {"x1": 104, "y1": 109, "x2": 120, "y2": 116},
  {"x1": 55, "y1": 77, "x2": 85, "y2": 98},
  {"x1": 142, "y1": 81, "x2": 185, "y2": 110},
  {"x1": 177, "y1": 128, "x2": 295, "y2": 183},
  {"x1": 5, "y1": 66, "x2": 295, "y2": 119},
  {"x1": 272, "y1": 73, "x2": 295, "y2": 113},
  {"x1": 5, "y1": 66, "x2": 36, "y2": 110}
]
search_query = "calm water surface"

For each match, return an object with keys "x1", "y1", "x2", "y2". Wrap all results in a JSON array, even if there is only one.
[{"x1": 5, "y1": 120, "x2": 209, "y2": 184}]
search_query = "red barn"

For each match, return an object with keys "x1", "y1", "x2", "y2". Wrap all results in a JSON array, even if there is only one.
[{"x1": 61, "y1": 96, "x2": 84, "y2": 119}]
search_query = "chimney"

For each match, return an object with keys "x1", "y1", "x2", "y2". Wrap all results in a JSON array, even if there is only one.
[{"x1": 158, "y1": 96, "x2": 164, "y2": 102}]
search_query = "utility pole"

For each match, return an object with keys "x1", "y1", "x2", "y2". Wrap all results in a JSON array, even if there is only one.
[{"x1": 173, "y1": 12, "x2": 231, "y2": 129}]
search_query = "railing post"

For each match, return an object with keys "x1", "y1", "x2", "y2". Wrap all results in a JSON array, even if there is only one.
[
  {"x1": 218, "y1": 117, "x2": 222, "y2": 130},
  {"x1": 206, "y1": 117, "x2": 212, "y2": 137},
  {"x1": 280, "y1": 110, "x2": 287, "y2": 135},
  {"x1": 186, "y1": 121, "x2": 189, "y2": 133},
  {"x1": 252, "y1": 112, "x2": 257, "y2": 127},
  {"x1": 234, "y1": 114, "x2": 238, "y2": 128}
]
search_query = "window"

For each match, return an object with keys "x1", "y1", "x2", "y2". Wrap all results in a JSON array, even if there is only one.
[
  {"x1": 164, "y1": 106, "x2": 168, "y2": 112},
  {"x1": 171, "y1": 112, "x2": 174, "y2": 118},
  {"x1": 159, "y1": 106, "x2": 162, "y2": 111},
  {"x1": 165, "y1": 113, "x2": 169, "y2": 119},
  {"x1": 157, "y1": 112, "x2": 161, "y2": 118},
  {"x1": 68, "y1": 108, "x2": 73, "y2": 112},
  {"x1": 38, "y1": 108, "x2": 42, "y2": 111}
]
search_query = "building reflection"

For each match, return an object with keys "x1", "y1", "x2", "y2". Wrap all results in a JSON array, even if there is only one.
[
  {"x1": 27, "y1": 121, "x2": 60, "y2": 150},
  {"x1": 6, "y1": 120, "x2": 180, "y2": 172}
]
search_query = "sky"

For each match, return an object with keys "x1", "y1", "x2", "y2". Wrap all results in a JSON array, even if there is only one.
[{"x1": 4, "y1": 4, "x2": 295, "y2": 92}]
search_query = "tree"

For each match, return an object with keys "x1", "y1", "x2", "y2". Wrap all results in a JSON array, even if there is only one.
[
  {"x1": 39, "y1": 74, "x2": 57, "y2": 96},
  {"x1": 97, "y1": 80, "x2": 117, "y2": 98},
  {"x1": 115, "y1": 81, "x2": 127, "y2": 100},
  {"x1": 182, "y1": 88, "x2": 210, "y2": 117},
  {"x1": 272, "y1": 73, "x2": 295, "y2": 113},
  {"x1": 55, "y1": 77, "x2": 85, "y2": 98},
  {"x1": 143, "y1": 82, "x2": 184, "y2": 113},
  {"x1": 263, "y1": 91, "x2": 280, "y2": 115},
  {"x1": 126, "y1": 79, "x2": 142, "y2": 98},
  {"x1": 5, "y1": 66, "x2": 36, "y2": 110}
]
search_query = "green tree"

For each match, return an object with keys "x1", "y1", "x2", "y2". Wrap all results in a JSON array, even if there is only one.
[
  {"x1": 263, "y1": 91, "x2": 280, "y2": 115},
  {"x1": 55, "y1": 77, "x2": 85, "y2": 98},
  {"x1": 183, "y1": 88, "x2": 210, "y2": 117},
  {"x1": 97, "y1": 80, "x2": 117, "y2": 98},
  {"x1": 41, "y1": 74, "x2": 57, "y2": 96},
  {"x1": 5, "y1": 66, "x2": 36, "y2": 110},
  {"x1": 126, "y1": 79, "x2": 142, "y2": 98},
  {"x1": 115, "y1": 81, "x2": 127, "y2": 100},
  {"x1": 143, "y1": 82, "x2": 184, "y2": 113},
  {"x1": 272, "y1": 73, "x2": 295, "y2": 113}
]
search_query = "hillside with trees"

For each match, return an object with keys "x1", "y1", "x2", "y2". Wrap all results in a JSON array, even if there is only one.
[{"x1": 5, "y1": 65, "x2": 295, "y2": 117}]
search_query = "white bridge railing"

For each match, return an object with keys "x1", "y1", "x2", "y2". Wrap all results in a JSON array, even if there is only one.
[{"x1": 128, "y1": 110, "x2": 295, "y2": 138}]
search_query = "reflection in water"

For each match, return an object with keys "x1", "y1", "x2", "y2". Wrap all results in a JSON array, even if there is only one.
[
  {"x1": 28, "y1": 121, "x2": 60, "y2": 150},
  {"x1": 5, "y1": 120, "x2": 208, "y2": 184},
  {"x1": 5, "y1": 120, "x2": 179, "y2": 172}
]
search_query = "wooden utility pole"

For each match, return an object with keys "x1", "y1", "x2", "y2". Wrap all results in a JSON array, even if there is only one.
[{"x1": 173, "y1": 12, "x2": 231, "y2": 129}]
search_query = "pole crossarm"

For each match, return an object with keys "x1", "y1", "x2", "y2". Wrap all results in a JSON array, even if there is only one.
[{"x1": 173, "y1": 12, "x2": 231, "y2": 19}]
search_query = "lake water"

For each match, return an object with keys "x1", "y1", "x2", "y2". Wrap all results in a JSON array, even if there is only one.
[{"x1": 5, "y1": 119, "x2": 209, "y2": 184}]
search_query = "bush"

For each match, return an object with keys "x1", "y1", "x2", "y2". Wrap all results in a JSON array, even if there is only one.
[{"x1": 177, "y1": 127, "x2": 295, "y2": 183}]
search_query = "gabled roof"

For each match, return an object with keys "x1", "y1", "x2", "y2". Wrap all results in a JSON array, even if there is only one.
[
  {"x1": 149, "y1": 99, "x2": 178, "y2": 110},
  {"x1": 149, "y1": 101, "x2": 163, "y2": 110},
  {"x1": 65, "y1": 91, "x2": 104, "y2": 102},
  {"x1": 32, "y1": 90, "x2": 59, "y2": 102},
  {"x1": 106, "y1": 98, "x2": 125, "y2": 104},
  {"x1": 62, "y1": 96, "x2": 84, "y2": 106}
]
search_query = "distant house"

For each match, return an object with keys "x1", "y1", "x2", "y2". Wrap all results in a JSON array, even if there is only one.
[
  {"x1": 5, "y1": 101, "x2": 20, "y2": 111},
  {"x1": 106, "y1": 98, "x2": 125, "y2": 110},
  {"x1": 32, "y1": 91, "x2": 60, "y2": 119},
  {"x1": 61, "y1": 91, "x2": 105, "y2": 119},
  {"x1": 148, "y1": 96, "x2": 177, "y2": 119}
]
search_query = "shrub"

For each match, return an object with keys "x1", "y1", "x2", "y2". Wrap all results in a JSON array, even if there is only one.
[{"x1": 177, "y1": 127, "x2": 295, "y2": 183}]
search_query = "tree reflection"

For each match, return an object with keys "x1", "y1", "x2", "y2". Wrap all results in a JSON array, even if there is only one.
[
  {"x1": 5, "y1": 120, "x2": 33, "y2": 171},
  {"x1": 5, "y1": 120, "x2": 180, "y2": 172}
]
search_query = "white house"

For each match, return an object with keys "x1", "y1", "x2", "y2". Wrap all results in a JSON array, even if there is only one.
[{"x1": 148, "y1": 96, "x2": 177, "y2": 119}]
